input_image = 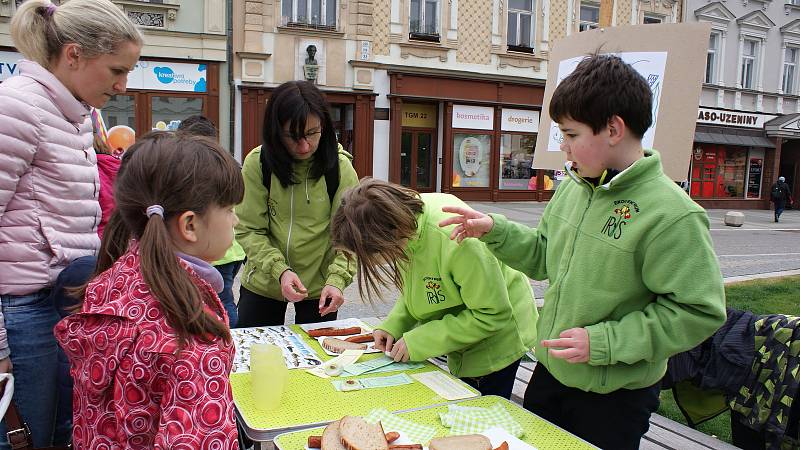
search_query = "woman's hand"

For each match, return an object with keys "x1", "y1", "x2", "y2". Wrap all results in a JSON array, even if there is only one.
[
  {"x1": 388, "y1": 338, "x2": 410, "y2": 362},
  {"x1": 318, "y1": 285, "x2": 344, "y2": 316},
  {"x1": 373, "y1": 329, "x2": 395, "y2": 353},
  {"x1": 438, "y1": 206, "x2": 494, "y2": 242},
  {"x1": 280, "y1": 270, "x2": 308, "y2": 302}
]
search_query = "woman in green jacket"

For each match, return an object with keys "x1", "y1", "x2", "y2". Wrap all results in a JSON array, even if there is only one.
[
  {"x1": 235, "y1": 81, "x2": 358, "y2": 326},
  {"x1": 331, "y1": 178, "x2": 537, "y2": 398}
]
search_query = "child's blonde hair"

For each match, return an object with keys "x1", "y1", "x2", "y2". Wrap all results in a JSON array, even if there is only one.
[
  {"x1": 11, "y1": 0, "x2": 143, "y2": 69},
  {"x1": 331, "y1": 178, "x2": 424, "y2": 301}
]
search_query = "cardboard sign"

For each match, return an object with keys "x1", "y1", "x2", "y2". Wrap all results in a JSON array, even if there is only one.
[{"x1": 533, "y1": 23, "x2": 712, "y2": 181}]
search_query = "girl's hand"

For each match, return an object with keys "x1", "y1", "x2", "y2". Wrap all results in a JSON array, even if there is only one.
[
  {"x1": 318, "y1": 285, "x2": 344, "y2": 316},
  {"x1": 280, "y1": 270, "x2": 307, "y2": 302},
  {"x1": 388, "y1": 337, "x2": 410, "y2": 362},
  {"x1": 541, "y1": 328, "x2": 590, "y2": 363},
  {"x1": 438, "y1": 206, "x2": 494, "y2": 242},
  {"x1": 373, "y1": 329, "x2": 395, "y2": 353}
]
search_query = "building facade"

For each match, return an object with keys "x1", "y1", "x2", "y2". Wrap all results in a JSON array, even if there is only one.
[
  {"x1": 232, "y1": 0, "x2": 377, "y2": 176},
  {"x1": 0, "y1": 0, "x2": 231, "y2": 150},
  {"x1": 685, "y1": 0, "x2": 800, "y2": 209}
]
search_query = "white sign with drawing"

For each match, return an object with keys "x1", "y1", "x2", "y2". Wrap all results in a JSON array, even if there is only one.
[{"x1": 547, "y1": 52, "x2": 668, "y2": 151}]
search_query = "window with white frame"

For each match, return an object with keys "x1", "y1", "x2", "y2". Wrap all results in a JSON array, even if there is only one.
[
  {"x1": 705, "y1": 32, "x2": 720, "y2": 84},
  {"x1": 410, "y1": 0, "x2": 439, "y2": 38},
  {"x1": 793, "y1": 0, "x2": 800, "y2": 5},
  {"x1": 579, "y1": 3, "x2": 600, "y2": 32},
  {"x1": 507, "y1": 0, "x2": 536, "y2": 51},
  {"x1": 643, "y1": 14, "x2": 663, "y2": 24},
  {"x1": 740, "y1": 38, "x2": 760, "y2": 89},
  {"x1": 784, "y1": 47, "x2": 799, "y2": 94},
  {"x1": 281, "y1": 0, "x2": 337, "y2": 29}
]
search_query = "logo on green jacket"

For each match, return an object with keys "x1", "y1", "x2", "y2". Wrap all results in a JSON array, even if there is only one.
[
  {"x1": 601, "y1": 200, "x2": 640, "y2": 240},
  {"x1": 424, "y1": 276, "x2": 446, "y2": 304},
  {"x1": 266, "y1": 198, "x2": 277, "y2": 218}
]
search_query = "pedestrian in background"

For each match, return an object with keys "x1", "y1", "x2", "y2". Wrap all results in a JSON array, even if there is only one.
[
  {"x1": 771, "y1": 176, "x2": 793, "y2": 223},
  {"x1": 0, "y1": 0, "x2": 141, "y2": 446}
]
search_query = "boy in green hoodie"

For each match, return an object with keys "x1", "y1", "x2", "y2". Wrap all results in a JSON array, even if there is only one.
[{"x1": 439, "y1": 54, "x2": 726, "y2": 449}]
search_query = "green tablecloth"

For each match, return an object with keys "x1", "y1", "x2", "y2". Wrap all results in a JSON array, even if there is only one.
[
  {"x1": 273, "y1": 395, "x2": 596, "y2": 449},
  {"x1": 232, "y1": 324, "x2": 480, "y2": 440}
]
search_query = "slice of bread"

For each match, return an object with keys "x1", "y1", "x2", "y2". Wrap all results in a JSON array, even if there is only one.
[
  {"x1": 428, "y1": 434, "x2": 492, "y2": 450},
  {"x1": 322, "y1": 337, "x2": 368, "y2": 354},
  {"x1": 338, "y1": 416, "x2": 389, "y2": 450},
  {"x1": 321, "y1": 420, "x2": 347, "y2": 450}
]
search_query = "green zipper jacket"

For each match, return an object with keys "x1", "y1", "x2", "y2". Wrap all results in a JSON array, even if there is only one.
[
  {"x1": 378, "y1": 193, "x2": 538, "y2": 378},
  {"x1": 235, "y1": 145, "x2": 358, "y2": 300},
  {"x1": 481, "y1": 150, "x2": 726, "y2": 393}
]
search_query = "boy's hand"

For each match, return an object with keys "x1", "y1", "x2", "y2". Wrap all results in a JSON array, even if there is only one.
[
  {"x1": 373, "y1": 329, "x2": 395, "y2": 352},
  {"x1": 280, "y1": 270, "x2": 308, "y2": 302},
  {"x1": 541, "y1": 328, "x2": 590, "y2": 363},
  {"x1": 388, "y1": 337, "x2": 410, "y2": 362},
  {"x1": 438, "y1": 206, "x2": 494, "y2": 242}
]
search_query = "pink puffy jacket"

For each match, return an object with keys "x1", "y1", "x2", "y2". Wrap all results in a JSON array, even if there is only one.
[{"x1": 0, "y1": 60, "x2": 101, "y2": 297}]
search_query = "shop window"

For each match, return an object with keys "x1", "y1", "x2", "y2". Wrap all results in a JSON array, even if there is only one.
[
  {"x1": 706, "y1": 32, "x2": 720, "y2": 84},
  {"x1": 452, "y1": 133, "x2": 491, "y2": 188},
  {"x1": 102, "y1": 95, "x2": 136, "y2": 129},
  {"x1": 783, "y1": 47, "x2": 798, "y2": 95},
  {"x1": 499, "y1": 133, "x2": 536, "y2": 190},
  {"x1": 579, "y1": 2, "x2": 599, "y2": 32},
  {"x1": 507, "y1": 0, "x2": 535, "y2": 53},
  {"x1": 151, "y1": 96, "x2": 203, "y2": 130},
  {"x1": 281, "y1": 0, "x2": 337, "y2": 30},
  {"x1": 740, "y1": 38, "x2": 760, "y2": 89},
  {"x1": 410, "y1": 0, "x2": 439, "y2": 41},
  {"x1": 716, "y1": 148, "x2": 747, "y2": 198},
  {"x1": 538, "y1": 169, "x2": 566, "y2": 191},
  {"x1": 642, "y1": 14, "x2": 663, "y2": 24}
]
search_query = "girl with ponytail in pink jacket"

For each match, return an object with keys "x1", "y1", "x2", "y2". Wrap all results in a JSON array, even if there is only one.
[{"x1": 0, "y1": 1, "x2": 141, "y2": 447}]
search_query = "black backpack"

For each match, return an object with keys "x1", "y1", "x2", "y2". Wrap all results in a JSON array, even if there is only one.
[
  {"x1": 259, "y1": 149, "x2": 340, "y2": 204},
  {"x1": 772, "y1": 183, "x2": 784, "y2": 201}
]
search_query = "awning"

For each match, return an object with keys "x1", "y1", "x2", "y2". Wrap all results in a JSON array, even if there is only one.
[{"x1": 693, "y1": 131, "x2": 775, "y2": 148}]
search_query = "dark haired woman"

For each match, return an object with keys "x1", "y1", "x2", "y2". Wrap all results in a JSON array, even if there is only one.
[
  {"x1": 330, "y1": 178, "x2": 537, "y2": 398},
  {"x1": 235, "y1": 80, "x2": 358, "y2": 326}
]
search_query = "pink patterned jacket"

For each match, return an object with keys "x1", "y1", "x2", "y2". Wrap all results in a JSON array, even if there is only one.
[{"x1": 54, "y1": 243, "x2": 239, "y2": 450}]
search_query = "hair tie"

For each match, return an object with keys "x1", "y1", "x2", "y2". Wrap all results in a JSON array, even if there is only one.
[
  {"x1": 44, "y1": 4, "x2": 57, "y2": 17},
  {"x1": 145, "y1": 205, "x2": 165, "y2": 218}
]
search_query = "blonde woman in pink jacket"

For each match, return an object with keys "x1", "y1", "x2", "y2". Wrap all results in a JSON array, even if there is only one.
[{"x1": 0, "y1": 1, "x2": 141, "y2": 447}]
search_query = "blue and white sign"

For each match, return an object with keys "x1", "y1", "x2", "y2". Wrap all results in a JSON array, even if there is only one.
[
  {"x1": 128, "y1": 60, "x2": 207, "y2": 92},
  {"x1": 0, "y1": 51, "x2": 22, "y2": 82}
]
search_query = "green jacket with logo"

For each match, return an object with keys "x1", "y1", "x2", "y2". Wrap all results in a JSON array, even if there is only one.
[
  {"x1": 235, "y1": 145, "x2": 359, "y2": 300},
  {"x1": 481, "y1": 150, "x2": 726, "y2": 394},
  {"x1": 378, "y1": 193, "x2": 538, "y2": 378}
]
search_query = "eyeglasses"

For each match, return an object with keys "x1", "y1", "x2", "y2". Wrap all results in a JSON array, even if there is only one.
[{"x1": 282, "y1": 130, "x2": 322, "y2": 143}]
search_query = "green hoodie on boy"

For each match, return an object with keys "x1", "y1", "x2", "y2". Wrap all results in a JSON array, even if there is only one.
[
  {"x1": 235, "y1": 145, "x2": 358, "y2": 300},
  {"x1": 378, "y1": 193, "x2": 538, "y2": 378},
  {"x1": 480, "y1": 150, "x2": 726, "y2": 394}
]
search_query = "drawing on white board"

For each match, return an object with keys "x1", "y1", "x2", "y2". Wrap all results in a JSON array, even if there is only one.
[{"x1": 546, "y1": 52, "x2": 668, "y2": 152}]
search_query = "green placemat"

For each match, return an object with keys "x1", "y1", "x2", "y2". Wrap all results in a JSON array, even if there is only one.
[
  {"x1": 273, "y1": 396, "x2": 596, "y2": 449},
  {"x1": 232, "y1": 324, "x2": 480, "y2": 433}
]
